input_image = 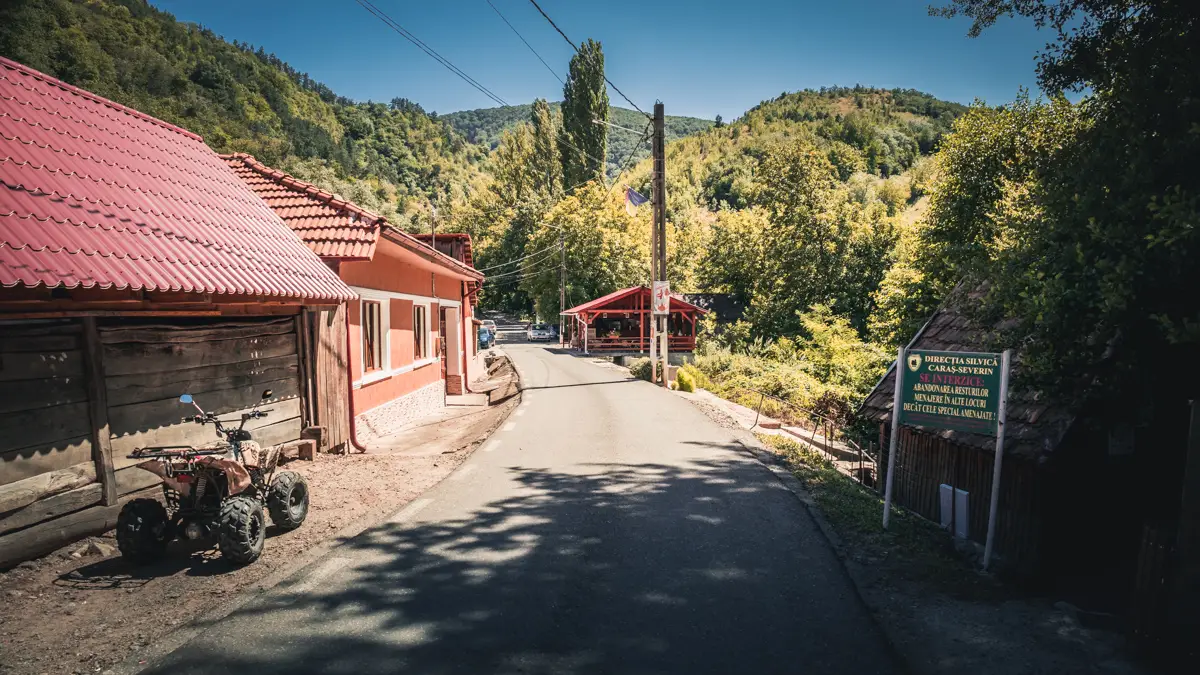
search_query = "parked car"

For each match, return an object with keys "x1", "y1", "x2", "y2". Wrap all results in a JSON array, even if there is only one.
[
  {"x1": 482, "y1": 319, "x2": 497, "y2": 335},
  {"x1": 527, "y1": 323, "x2": 553, "y2": 341},
  {"x1": 478, "y1": 325, "x2": 495, "y2": 349}
]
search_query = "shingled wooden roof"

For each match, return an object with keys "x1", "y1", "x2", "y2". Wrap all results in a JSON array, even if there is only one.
[{"x1": 858, "y1": 294, "x2": 1075, "y2": 459}]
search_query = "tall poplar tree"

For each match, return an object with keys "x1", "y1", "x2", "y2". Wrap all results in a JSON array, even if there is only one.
[
  {"x1": 560, "y1": 39, "x2": 609, "y2": 190},
  {"x1": 529, "y1": 98, "x2": 563, "y2": 200}
]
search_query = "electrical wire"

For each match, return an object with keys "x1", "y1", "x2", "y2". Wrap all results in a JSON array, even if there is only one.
[
  {"x1": 356, "y1": 0, "x2": 509, "y2": 107},
  {"x1": 607, "y1": 121, "x2": 652, "y2": 195},
  {"x1": 526, "y1": 0, "x2": 651, "y2": 119},
  {"x1": 475, "y1": 241, "x2": 563, "y2": 271},
  {"x1": 486, "y1": 0, "x2": 564, "y2": 86},
  {"x1": 482, "y1": 245, "x2": 564, "y2": 278},
  {"x1": 594, "y1": 118, "x2": 647, "y2": 135}
]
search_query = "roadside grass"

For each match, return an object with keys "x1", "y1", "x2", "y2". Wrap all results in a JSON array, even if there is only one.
[{"x1": 757, "y1": 433, "x2": 1001, "y2": 599}]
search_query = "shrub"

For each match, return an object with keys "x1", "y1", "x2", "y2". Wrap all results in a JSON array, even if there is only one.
[
  {"x1": 676, "y1": 368, "x2": 696, "y2": 392},
  {"x1": 680, "y1": 363, "x2": 710, "y2": 389},
  {"x1": 628, "y1": 357, "x2": 654, "y2": 381}
]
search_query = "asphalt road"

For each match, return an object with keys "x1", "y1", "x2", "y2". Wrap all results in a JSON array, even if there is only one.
[{"x1": 140, "y1": 341, "x2": 900, "y2": 675}]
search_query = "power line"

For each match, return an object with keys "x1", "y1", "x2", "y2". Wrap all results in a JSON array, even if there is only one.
[
  {"x1": 485, "y1": 259, "x2": 558, "y2": 282},
  {"x1": 476, "y1": 240, "x2": 563, "y2": 272},
  {"x1": 608, "y1": 121, "x2": 652, "y2": 195},
  {"x1": 355, "y1": 0, "x2": 509, "y2": 107},
  {"x1": 525, "y1": 0, "x2": 651, "y2": 119},
  {"x1": 486, "y1": 0, "x2": 564, "y2": 86},
  {"x1": 594, "y1": 118, "x2": 647, "y2": 135},
  {"x1": 482, "y1": 244, "x2": 564, "y2": 277}
]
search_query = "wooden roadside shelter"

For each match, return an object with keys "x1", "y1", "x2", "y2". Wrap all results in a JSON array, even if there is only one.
[
  {"x1": 858, "y1": 288, "x2": 1198, "y2": 644},
  {"x1": 561, "y1": 286, "x2": 707, "y2": 353},
  {"x1": 0, "y1": 58, "x2": 355, "y2": 567}
]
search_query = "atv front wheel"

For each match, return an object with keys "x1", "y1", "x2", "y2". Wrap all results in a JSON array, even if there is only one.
[
  {"x1": 116, "y1": 498, "x2": 172, "y2": 564},
  {"x1": 267, "y1": 471, "x2": 309, "y2": 530},
  {"x1": 218, "y1": 495, "x2": 265, "y2": 565}
]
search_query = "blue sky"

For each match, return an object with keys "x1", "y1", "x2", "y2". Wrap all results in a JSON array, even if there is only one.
[{"x1": 152, "y1": 0, "x2": 1051, "y2": 120}]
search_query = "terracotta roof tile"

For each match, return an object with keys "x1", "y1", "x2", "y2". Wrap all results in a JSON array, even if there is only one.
[
  {"x1": 223, "y1": 154, "x2": 483, "y2": 282},
  {"x1": 0, "y1": 57, "x2": 353, "y2": 301}
]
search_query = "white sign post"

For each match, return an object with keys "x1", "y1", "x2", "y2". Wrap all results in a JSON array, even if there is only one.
[
  {"x1": 982, "y1": 349, "x2": 1012, "y2": 571},
  {"x1": 882, "y1": 347, "x2": 905, "y2": 529}
]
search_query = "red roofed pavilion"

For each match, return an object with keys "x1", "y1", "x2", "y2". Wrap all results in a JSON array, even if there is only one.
[{"x1": 562, "y1": 286, "x2": 707, "y2": 353}]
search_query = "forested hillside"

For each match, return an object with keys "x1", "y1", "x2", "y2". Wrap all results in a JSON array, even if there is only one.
[
  {"x1": 0, "y1": 0, "x2": 488, "y2": 230},
  {"x1": 444, "y1": 103, "x2": 713, "y2": 175}
]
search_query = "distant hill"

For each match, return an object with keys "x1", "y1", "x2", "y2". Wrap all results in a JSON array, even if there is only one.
[
  {"x1": 0, "y1": 0, "x2": 487, "y2": 229},
  {"x1": 443, "y1": 104, "x2": 714, "y2": 175},
  {"x1": 620, "y1": 86, "x2": 970, "y2": 209}
]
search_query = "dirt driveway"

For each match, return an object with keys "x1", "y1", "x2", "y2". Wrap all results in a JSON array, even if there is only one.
[{"x1": 0, "y1": 388, "x2": 517, "y2": 675}]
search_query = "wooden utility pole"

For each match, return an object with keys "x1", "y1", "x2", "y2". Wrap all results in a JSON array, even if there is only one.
[
  {"x1": 652, "y1": 102, "x2": 668, "y2": 387},
  {"x1": 559, "y1": 227, "x2": 565, "y2": 346}
]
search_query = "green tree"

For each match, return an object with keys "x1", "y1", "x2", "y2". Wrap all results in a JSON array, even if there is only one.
[
  {"x1": 924, "y1": 0, "x2": 1200, "y2": 408},
  {"x1": 529, "y1": 98, "x2": 563, "y2": 199},
  {"x1": 521, "y1": 184, "x2": 648, "y2": 320},
  {"x1": 560, "y1": 38, "x2": 609, "y2": 189}
]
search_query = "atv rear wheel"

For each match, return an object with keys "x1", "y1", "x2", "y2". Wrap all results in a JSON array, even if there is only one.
[
  {"x1": 116, "y1": 498, "x2": 172, "y2": 564},
  {"x1": 218, "y1": 495, "x2": 265, "y2": 565},
  {"x1": 267, "y1": 470, "x2": 309, "y2": 530}
]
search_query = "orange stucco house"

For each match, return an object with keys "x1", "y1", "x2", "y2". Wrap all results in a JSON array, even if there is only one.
[{"x1": 224, "y1": 154, "x2": 485, "y2": 442}]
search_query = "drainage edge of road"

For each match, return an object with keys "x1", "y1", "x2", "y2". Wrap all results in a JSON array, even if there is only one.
[
  {"x1": 728, "y1": 430, "x2": 913, "y2": 675},
  {"x1": 105, "y1": 369, "x2": 525, "y2": 675}
]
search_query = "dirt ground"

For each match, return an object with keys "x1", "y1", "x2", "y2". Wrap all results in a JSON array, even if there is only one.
[{"x1": 0, "y1": 388, "x2": 517, "y2": 675}]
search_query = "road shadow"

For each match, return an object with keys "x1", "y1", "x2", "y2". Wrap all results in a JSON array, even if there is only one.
[{"x1": 141, "y1": 442, "x2": 900, "y2": 675}]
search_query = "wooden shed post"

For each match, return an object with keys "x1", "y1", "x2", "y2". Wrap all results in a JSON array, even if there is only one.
[{"x1": 80, "y1": 317, "x2": 117, "y2": 506}]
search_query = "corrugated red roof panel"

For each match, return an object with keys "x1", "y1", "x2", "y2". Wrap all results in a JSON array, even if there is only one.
[{"x1": 0, "y1": 57, "x2": 354, "y2": 301}]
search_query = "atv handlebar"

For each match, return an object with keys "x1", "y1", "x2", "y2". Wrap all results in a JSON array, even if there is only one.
[{"x1": 126, "y1": 446, "x2": 228, "y2": 460}]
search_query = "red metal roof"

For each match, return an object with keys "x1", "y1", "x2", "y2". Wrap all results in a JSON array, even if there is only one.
[
  {"x1": 223, "y1": 154, "x2": 483, "y2": 282},
  {"x1": 222, "y1": 153, "x2": 380, "y2": 260},
  {"x1": 0, "y1": 57, "x2": 354, "y2": 301},
  {"x1": 562, "y1": 286, "x2": 708, "y2": 315}
]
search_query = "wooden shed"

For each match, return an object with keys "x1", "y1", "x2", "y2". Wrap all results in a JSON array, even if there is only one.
[
  {"x1": 859, "y1": 289, "x2": 1196, "y2": 632},
  {"x1": 0, "y1": 58, "x2": 354, "y2": 567}
]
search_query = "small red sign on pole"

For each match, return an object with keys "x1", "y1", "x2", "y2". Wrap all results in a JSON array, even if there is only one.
[{"x1": 652, "y1": 281, "x2": 670, "y2": 316}]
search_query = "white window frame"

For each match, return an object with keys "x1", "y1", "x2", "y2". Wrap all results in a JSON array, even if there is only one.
[
  {"x1": 413, "y1": 303, "x2": 429, "y2": 361},
  {"x1": 358, "y1": 298, "x2": 391, "y2": 386},
  {"x1": 351, "y1": 287, "x2": 458, "y2": 389}
]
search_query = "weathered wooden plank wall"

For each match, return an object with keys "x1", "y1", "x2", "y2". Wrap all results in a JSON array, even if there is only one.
[
  {"x1": 0, "y1": 314, "x2": 311, "y2": 568},
  {"x1": 306, "y1": 306, "x2": 349, "y2": 453},
  {"x1": 888, "y1": 426, "x2": 1042, "y2": 570},
  {"x1": 0, "y1": 322, "x2": 99, "y2": 525},
  {"x1": 99, "y1": 317, "x2": 303, "y2": 494}
]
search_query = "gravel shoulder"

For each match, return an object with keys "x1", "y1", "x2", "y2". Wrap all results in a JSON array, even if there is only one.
[{"x1": 0, "y1": 390, "x2": 518, "y2": 675}]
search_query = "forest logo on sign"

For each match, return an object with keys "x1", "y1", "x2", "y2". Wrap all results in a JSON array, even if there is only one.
[{"x1": 907, "y1": 352, "x2": 922, "y2": 372}]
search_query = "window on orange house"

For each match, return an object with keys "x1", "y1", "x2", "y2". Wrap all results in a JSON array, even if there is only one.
[
  {"x1": 363, "y1": 300, "x2": 383, "y2": 372},
  {"x1": 413, "y1": 305, "x2": 427, "y2": 360}
]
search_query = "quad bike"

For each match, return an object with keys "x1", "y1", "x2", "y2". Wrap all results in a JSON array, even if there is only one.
[{"x1": 116, "y1": 389, "x2": 310, "y2": 566}]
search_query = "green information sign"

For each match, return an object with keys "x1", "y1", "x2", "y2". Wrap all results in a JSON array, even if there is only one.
[{"x1": 898, "y1": 349, "x2": 1003, "y2": 434}]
